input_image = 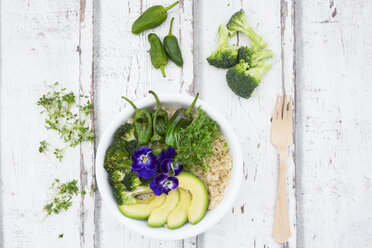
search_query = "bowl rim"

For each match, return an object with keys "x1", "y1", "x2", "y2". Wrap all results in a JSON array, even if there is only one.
[{"x1": 95, "y1": 93, "x2": 243, "y2": 240}]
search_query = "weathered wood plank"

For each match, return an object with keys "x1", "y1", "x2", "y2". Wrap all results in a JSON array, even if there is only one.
[
  {"x1": 3, "y1": 0, "x2": 372, "y2": 247},
  {"x1": 280, "y1": 0, "x2": 297, "y2": 247},
  {"x1": 193, "y1": 0, "x2": 297, "y2": 247},
  {"x1": 78, "y1": 0, "x2": 96, "y2": 248},
  {"x1": 296, "y1": 0, "x2": 372, "y2": 247},
  {"x1": 93, "y1": 0, "x2": 194, "y2": 246},
  {"x1": 0, "y1": 0, "x2": 88, "y2": 247}
]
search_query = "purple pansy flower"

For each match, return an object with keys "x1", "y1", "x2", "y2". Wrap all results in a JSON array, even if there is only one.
[
  {"x1": 159, "y1": 158, "x2": 184, "y2": 176},
  {"x1": 157, "y1": 147, "x2": 176, "y2": 163},
  {"x1": 131, "y1": 147, "x2": 158, "y2": 179},
  {"x1": 149, "y1": 173, "x2": 179, "y2": 196}
]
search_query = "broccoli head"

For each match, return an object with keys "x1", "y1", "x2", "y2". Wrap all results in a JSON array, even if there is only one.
[
  {"x1": 226, "y1": 60, "x2": 272, "y2": 99},
  {"x1": 104, "y1": 139, "x2": 137, "y2": 173},
  {"x1": 114, "y1": 123, "x2": 136, "y2": 141},
  {"x1": 124, "y1": 139, "x2": 138, "y2": 155},
  {"x1": 113, "y1": 184, "x2": 152, "y2": 205},
  {"x1": 227, "y1": 9, "x2": 267, "y2": 49},
  {"x1": 109, "y1": 169, "x2": 126, "y2": 185},
  {"x1": 207, "y1": 24, "x2": 238, "y2": 68},
  {"x1": 237, "y1": 47, "x2": 274, "y2": 68},
  {"x1": 123, "y1": 173, "x2": 142, "y2": 191}
]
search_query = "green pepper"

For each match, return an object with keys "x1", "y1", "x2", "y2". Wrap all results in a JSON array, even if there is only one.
[
  {"x1": 149, "y1": 90, "x2": 168, "y2": 136},
  {"x1": 122, "y1": 96, "x2": 152, "y2": 145},
  {"x1": 132, "y1": 1, "x2": 179, "y2": 34},
  {"x1": 164, "y1": 17, "x2": 183, "y2": 66},
  {"x1": 165, "y1": 93, "x2": 199, "y2": 147},
  {"x1": 150, "y1": 107, "x2": 165, "y2": 155},
  {"x1": 148, "y1": 33, "x2": 168, "y2": 77}
]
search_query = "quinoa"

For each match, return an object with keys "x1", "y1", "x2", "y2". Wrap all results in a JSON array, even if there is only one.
[{"x1": 192, "y1": 135, "x2": 233, "y2": 209}]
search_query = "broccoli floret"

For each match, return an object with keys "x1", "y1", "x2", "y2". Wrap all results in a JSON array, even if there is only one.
[
  {"x1": 104, "y1": 139, "x2": 135, "y2": 173},
  {"x1": 113, "y1": 184, "x2": 152, "y2": 205},
  {"x1": 123, "y1": 173, "x2": 142, "y2": 191},
  {"x1": 226, "y1": 60, "x2": 272, "y2": 99},
  {"x1": 109, "y1": 169, "x2": 126, "y2": 185},
  {"x1": 114, "y1": 123, "x2": 136, "y2": 141},
  {"x1": 110, "y1": 171, "x2": 141, "y2": 191},
  {"x1": 237, "y1": 47, "x2": 274, "y2": 68},
  {"x1": 124, "y1": 139, "x2": 138, "y2": 155},
  {"x1": 227, "y1": 9, "x2": 267, "y2": 49},
  {"x1": 207, "y1": 24, "x2": 238, "y2": 68}
]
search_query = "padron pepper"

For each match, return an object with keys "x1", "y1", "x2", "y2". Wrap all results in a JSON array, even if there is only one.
[
  {"x1": 131, "y1": 1, "x2": 179, "y2": 34},
  {"x1": 149, "y1": 107, "x2": 165, "y2": 155},
  {"x1": 122, "y1": 96, "x2": 152, "y2": 145},
  {"x1": 165, "y1": 93, "x2": 199, "y2": 148},
  {"x1": 149, "y1": 90, "x2": 168, "y2": 136},
  {"x1": 148, "y1": 33, "x2": 168, "y2": 77},
  {"x1": 164, "y1": 17, "x2": 183, "y2": 66}
]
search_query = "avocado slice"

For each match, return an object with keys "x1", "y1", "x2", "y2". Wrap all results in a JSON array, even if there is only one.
[
  {"x1": 177, "y1": 172, "x2": 209, "y2": 224},
  {"x1": 148, "y1": 189, "x2": 180, "y2": 227},
  {"x1": 118, "y1": 194, "x2": 166, "y2": 220},
  {"x1": 167, "y1": 188, "x2": 192, "y2": 229}
]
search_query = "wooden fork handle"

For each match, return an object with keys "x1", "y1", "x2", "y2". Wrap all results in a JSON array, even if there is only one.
[{"x1": 272, "y1": 148, "x2": 291, "y2": 243}]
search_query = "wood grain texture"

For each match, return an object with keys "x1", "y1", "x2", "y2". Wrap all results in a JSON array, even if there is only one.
[
  {"x1": 1, "y1": 0, "x2": 372, "y2": 247},
  {"x1": 296, "y1": 0, "x2": 372, "y2": 247},
  {"x1": 0, "y1": 0, "x2": 88, "y2": 247},
  {"x1": 78, "y1": 0, "x2": 96, "y2": 248}
]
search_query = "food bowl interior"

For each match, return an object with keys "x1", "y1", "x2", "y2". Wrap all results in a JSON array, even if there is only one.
[{"x1": 96, "y1": 94, "x2": 243, "y2": 240}]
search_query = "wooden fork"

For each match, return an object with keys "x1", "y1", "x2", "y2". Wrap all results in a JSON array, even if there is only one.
[{"x1": 271, "y1": 96, "x2": 293, "y2": 243}]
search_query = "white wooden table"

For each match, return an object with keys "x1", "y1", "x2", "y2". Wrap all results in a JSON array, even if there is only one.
[{"x1": 1, "y1": 0, "x2": 372, "y2": 247}]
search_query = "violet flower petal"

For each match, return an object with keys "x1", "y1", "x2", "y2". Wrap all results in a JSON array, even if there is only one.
[
  {"x1": 154, "y1": 173, "x2": 168, "y2": 187},
  {"x1": 131, "y1": 161, "x2": 144, "y2": 171},
  {"x1": 157, "y1": 147, "x2": 176, "y2": 162},
  {"x1": 150, "y1": 179, "x2": 163, "y2": 196},
  {"x1": 162, "y1": 186, "x2": 171, "y2": 195},
  {"x1": 159, "y1": 158, "x2": 171, "y2": 174},
  {"x1": 166, "y1": 147, "x2": 176, "y2": 158},
  {"x1": 131, "y1": 146, "x2": 158, "y2": 175},
  {"x1": 131, "y1": 146, "x2": 152, "y2": 160},
  {"x1": 135, "y1": 166, "x2": 158, "y2": 179},
  {"x1": 143, "y1": 152, "x2": 157, "y2": 170},
  {"x1": 166, "y1": 176, "x2": 179, "y2": 190},
  {"x1": 173, "y1": 163, "x2": 184, "y2": 176}
]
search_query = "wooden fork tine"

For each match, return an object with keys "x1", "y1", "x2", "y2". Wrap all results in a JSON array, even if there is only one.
[
  {"x1": 278, "y1": 96, "x2": 284, "y2": 120},
  {"x1": 283, "y1": 95, "x2": 288, "y2": 119},
  {"x1": 288, "y1": 96, "x2": 292, "y2": 120},
  {"x1": 273, "y1": 96, "x2": 280, "y2": 119}
]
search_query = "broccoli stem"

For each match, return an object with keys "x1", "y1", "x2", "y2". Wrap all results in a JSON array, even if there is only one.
[
  {"x1": 228, "y1": 30, "x2": 237, "y2": 38},
  {"x1": 217, "y1": 24, "x2": 230, "y2": 48},
  {"x1": 252, "y1": 49, "x2": 274, "y2": 65},
  {"x1": 247, "y1": 60, "x2": 272, "y2": 81},
  {"x1": 240, "y1": 25, "x2": 267, "y2": 49},
  {"x1": 118, "y1": 160, "x2": 132, "y2": 170},
  {"x1": 164, "y1": 1, "x2": 179, "y2": 12}
]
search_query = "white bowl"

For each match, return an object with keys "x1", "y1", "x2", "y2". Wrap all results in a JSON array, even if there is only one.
[{"x1": 95, "y1": 94, "x2": 243, "y2": 240}]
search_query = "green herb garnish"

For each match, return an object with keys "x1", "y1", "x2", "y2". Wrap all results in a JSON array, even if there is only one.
[
  {"x1": 39, "y1": 140, "x2": 49, "y2": 153},
  {"x1": 53, "y1": 148, "x2": 65, "y2": 162},
  {"x1": 43, "y1": 179, "x2": 79, "y2": 215},
  {"x1": 175, "y1": 107, "x2": 220, "y2": 171},
  {"x1": 58, "y1": 234, "x2": 64, "y2": 238},
  {"x1": 37, "y1": 82, "x2": 94, "y2": 161}
]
